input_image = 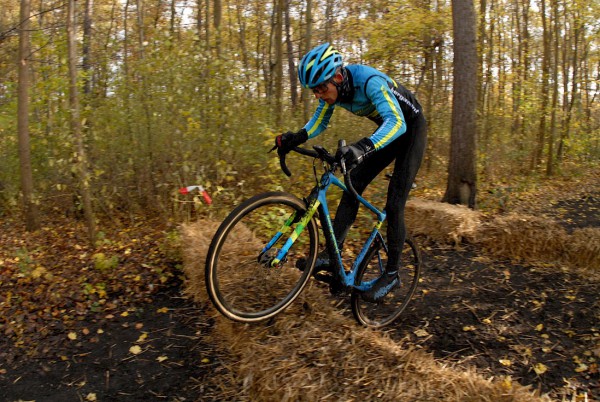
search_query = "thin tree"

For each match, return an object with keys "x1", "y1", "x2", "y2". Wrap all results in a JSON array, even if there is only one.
[
  {"x1": 274, "y1": 0, "x2": 283, "y2": 127},
  {"x1": 67, "y1": 0, "x2": 96, "y2": 244},
  {"x1": 442, "y1": 0, "x2": 478, "y2": 208},
  {"x1": 301, "y1": 0, "x2": 312, "y2": 121},
  {"x1": 284, "y1": 0, "x2": 297, "y2": 109},
  {"x1": 546, "y1": 0, "x2": 560, "y2": 176},
  {"x1": 531, "y1": 0, "x2": 550, "y2": 171},
  {"x1": 17, "y1": 0, "x2": 39, "y2": 231}
]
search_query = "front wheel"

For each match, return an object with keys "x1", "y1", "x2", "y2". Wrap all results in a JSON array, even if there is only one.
[
  {"x1": 205, "y1": 192, "x2": 319, "y2": 322},
  {"x1": 351, "y1": 236, "x2": 421, "y2": 328}
]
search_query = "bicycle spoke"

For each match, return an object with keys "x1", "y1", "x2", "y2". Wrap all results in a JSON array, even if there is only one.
[
  {"x1": 351, "y1": 237, "x2": 421, "y2": 328},
  {"x1": 205, "y1": 192, "x2": 318, "y2": 322}
]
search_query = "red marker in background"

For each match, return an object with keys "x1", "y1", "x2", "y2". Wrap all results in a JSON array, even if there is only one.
[{"x1": 178, "y1": 185, "x2": 212, "y2": 205}]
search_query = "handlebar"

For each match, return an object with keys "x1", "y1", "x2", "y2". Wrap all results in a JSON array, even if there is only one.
[{"x1": 277, "y1": 139, "x2": 360, "y2": 200}]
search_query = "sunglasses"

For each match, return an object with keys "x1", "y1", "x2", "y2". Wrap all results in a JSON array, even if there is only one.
[{"x1": 311, "y1": 79, "x2": 332, "y2": 95}]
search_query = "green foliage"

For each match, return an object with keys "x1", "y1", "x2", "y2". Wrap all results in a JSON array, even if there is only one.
[
  {"x1": 92, "y1": 252, "x2": 118, "y2": 272},
  {"x1": 2, "y1": 0, "x2": 598, "y2": 219}
]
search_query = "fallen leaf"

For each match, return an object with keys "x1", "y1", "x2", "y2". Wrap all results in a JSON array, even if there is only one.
[
  {"x1": 129, "y1": 345, "x2": 142, "y2": 355},
  {"x1": 157, "y1": 356, "x2": 168, "y2": 362},
  {"x1": 414, "y1": 329, "x2": 430, "y2": 338},
  {"x1": 156, "y1": 307, "x2": 169, "y2": 313},
  {"x1": 67, "y1": 332, "x2": 77, "y2": 340},
  {"x1": 463, "y1": 325, "x2": 476, "y2": 332},
  {"x1": 499, "y1": 359, "x2": 512, "y2": 367},
  {"x1": 533, "y1": 363, "x2": 548, "y2": 375}
]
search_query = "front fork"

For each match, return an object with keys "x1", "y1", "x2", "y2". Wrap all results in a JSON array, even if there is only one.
[{"x1": 259, "y1": 190, "x2": 321, "y2": 267}]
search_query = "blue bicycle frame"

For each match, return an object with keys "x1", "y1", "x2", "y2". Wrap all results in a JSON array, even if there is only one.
[{"x1": 266, "y1": 168, "x2": 387, "y2": 292}]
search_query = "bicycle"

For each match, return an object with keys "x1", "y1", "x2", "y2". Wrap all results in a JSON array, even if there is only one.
[{"x1": 205, "y1": 141, "x2": 421, "y2": 328}]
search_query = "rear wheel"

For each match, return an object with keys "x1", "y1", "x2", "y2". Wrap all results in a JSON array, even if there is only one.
[
  {"x1": 205, "y1": 192, "x2": 318, "y2": 322},
  {"x1": 351, "y1": 236, "x2": 421, "y2": 328}
]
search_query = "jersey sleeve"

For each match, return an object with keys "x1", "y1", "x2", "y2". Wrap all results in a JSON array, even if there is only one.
[
  {"x1": 303, "y1": 100, "x2": 335, "y2": 139},
  {"x1": 364, "y1": 76, "x2": 407, "y2": 149}
]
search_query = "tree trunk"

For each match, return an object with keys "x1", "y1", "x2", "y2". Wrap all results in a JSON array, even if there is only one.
[
  {"x1": 443, "y1": 0, "x2": 478, "y2": 208},
  {"x1": 324, "y1": 0, "x2": 333, "y2": 43},
  {"x1": 213, "y1": 0, "x2": 221, "y2": 57},
  {"x1": 82, "y1": 0, "x2": 93, "y2": 96},
  {"x1": 284, "y1": 0, "x2": 297, "y2": 109},
  {"x1": 17, "y1": 0, "x2": 40, "y2": 231},
  {"x1": 274, "y1": 0, "x2": 283, "y2": 127},
  {"x1": 67, "y1": 0, "x2": 96, "y2": 245},
  {"x1": 531, "y1": 0, "x2": 550, "y2": 171},
  {"x1": 302, "y1": 0, "x2": 312, "y2": 121},
  {"x1": 546, "y1": 0, "x2": 559, "y2": 176}
]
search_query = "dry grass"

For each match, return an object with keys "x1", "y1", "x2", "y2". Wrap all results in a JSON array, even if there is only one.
[
  {"x1": 405, "y1": 199, "x2": 482, "y2": 245},
  {"x1": 405, "y1": 199, "x2": 599, "y2": 274},
  {"x1": 211, "y1": 289, "x2": 547, "y2": 401},
  {"x1": 181, "y1": 219, "x2": 551, "y2": 401},
  {"x1": 180, "y1": 194, "x2": 596, "y2": 400}
]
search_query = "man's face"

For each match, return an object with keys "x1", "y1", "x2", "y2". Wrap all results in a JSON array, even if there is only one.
[{"x1": 311, "y1": 73, "x2": 341, "y2": 105}]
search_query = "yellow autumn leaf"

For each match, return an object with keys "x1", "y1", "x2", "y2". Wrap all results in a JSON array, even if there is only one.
[
  {"x1": 535, "y1": 324, "x2": 544, "y2": 331},
  {"x1": 462, "y1": 325, "x2": 476, "y2": 332},
  {"x1": 31, "y1": 266, "x2": 47, "y2": 279},
  {"x1": 499, "y1": 359, "x2": 512, "y2": 367},
  {"x1": 129, "y1": 345, "x2": 142, "y2": 355},
  {"x1": 156, "y1": 307, "x2": 169, "y2": 313},
  {"x1": 533, "y1": 363, "x2": 548, "y2": 375},
  {"x1": 121, "y1": 311, "x2": 129, "y2": 317},
  {"x1": 414, "y1": 329, "x2": 430, "y2": 338},
  {"x1": 67, "y1": 332, "x2": 77, "y2": 340},
  {"x1": 574, "y1": 364, "x2": 588, "y2": 373},
  {"x1": 136, "y1": 332, "x2": 148, "y2": 343},
  {"x1": 86, "y1": 393, "x2": 97, "y2": 401},
  {"x1": 157, "y1": 356, "x2": 168, "y2": 362}
]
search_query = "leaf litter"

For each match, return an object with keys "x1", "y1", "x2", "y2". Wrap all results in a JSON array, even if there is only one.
[{"x1": 0, "y1": 181, "x2": 598, "y2": 400}]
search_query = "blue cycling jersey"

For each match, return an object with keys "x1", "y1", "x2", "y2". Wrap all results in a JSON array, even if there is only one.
[{"x1": 303, "y1": 64, "x2": 421, "y2": 150}]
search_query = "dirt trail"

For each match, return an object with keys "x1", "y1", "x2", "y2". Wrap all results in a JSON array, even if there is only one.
[{"x1": 0, "y1": 189, "x2": 598, "y2": 401}]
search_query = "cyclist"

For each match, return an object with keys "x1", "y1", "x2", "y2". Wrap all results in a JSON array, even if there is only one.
[{"x1": 274, "y1": 43, "x2": 427, "y2": 302}]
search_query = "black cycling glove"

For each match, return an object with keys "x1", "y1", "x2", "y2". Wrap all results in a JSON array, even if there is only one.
[
  {"x1": 273, "y1": 129, "x2": 308, "y2": 154},
  {"x1": 336, "y1": 137, "x2": 375, "y2": 169}
]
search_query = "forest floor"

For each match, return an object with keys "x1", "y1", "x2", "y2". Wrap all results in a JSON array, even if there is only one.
[{"x1": 0, "y1": 178, "x2": 598, "y2": 401}]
